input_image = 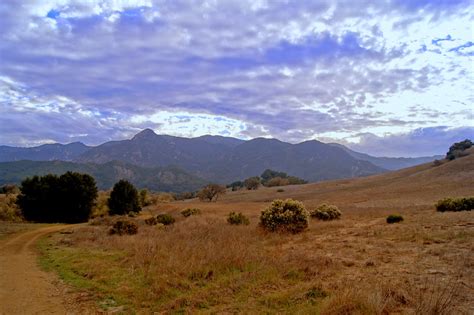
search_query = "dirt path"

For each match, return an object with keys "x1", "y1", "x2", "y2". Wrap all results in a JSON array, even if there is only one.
[{"x1": 0, "y1": 225, "x2": 76, "y2": 314}]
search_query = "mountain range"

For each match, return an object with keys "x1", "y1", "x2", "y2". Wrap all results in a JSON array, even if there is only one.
[{"x1": 0, "y1": 129, "x2": 442, "y2": 191}]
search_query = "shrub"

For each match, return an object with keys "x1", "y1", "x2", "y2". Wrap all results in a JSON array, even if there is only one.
[
  {"x1": 156, "y1": 214, "x2": 175, "y2": 225},
  {"x1": 435, "y1": 197, "x2": 474, "y2": 212},
  {"x1": 108, "y1": 180, "x2": 141, "y2": 215},
  {"x1": 181, "y1": 208, "x2": 201, "y2": 217},
  {"x1": 227, "y1": 212, "x2": 250, "y2": 225},
  {"x1": 144, "y1": 217, "x2": 158, "y2": 225},
  {"x1": 310, "y1": 203, "x2": 342, "y2": 221},
  {"x1": 259, "y1": 199, "x2": 309, "y2": 233},
  {"x1": 197, "y1": 184, "x2": 226, "y2": 202},
  {"x1": 277, "y1": 189, "x2": 285, "y2": 192},
  {"x1": 244, "y1": 177, "x2": 261, "y2": 190},
  {"x1": 17, "y1": 172, "x2": 98, "y2": 223},
  {"x1": 0, "y1": 194, "x2": 23, "y2": 222},
  {"x1": 386, "y1": 215, "x2": 404, "y2": 224},
  {"x1": 109, "y1": 220, "x2": 138, "y2": 235}
]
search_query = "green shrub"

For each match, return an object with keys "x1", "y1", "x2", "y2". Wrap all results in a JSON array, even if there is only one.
[
  {"x1": 259, "y1": 199, "x2": 309, "y2": 233},
  {"x1": 156, "y1": 214, "x2": 175, "y2": 225},
  {"x1": 436, "y1": 197, "x2": 474, "y2": 212},
  {"x1": 386, "y1": 215, "x2": 404, "y2": 224},
  {"x1": 181, "y1": 208, "x2": 201, "y2": 217},
  {"x1": 108, "y1": 180, "x2": 141, "y2": 215},
  {"x1": 227, "y1": 212, "x2": 250, "y2": 225},
  {"x1": 310, "y1": 203, "x2": 342, "y2": 221},
  {"x1": 109, "y1": 220, "x2": 138, "y2": 235}
]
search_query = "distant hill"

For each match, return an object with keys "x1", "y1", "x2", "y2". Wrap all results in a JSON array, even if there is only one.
[
  {"x1": 329, "y1": 143, "x2": 443, "y2": 170},
  {"x1": 76, "y1": 129, "x2": 386, "y2": 183},
  {"x1": 0, "y1": 142, "x2": 90, "y2": 162},
  {"x1": 3, "y1": 130, "x2": 444, "y2": 184},
  {"x1": 0, "y1": 160, "x2": 207, "y2": 192}
]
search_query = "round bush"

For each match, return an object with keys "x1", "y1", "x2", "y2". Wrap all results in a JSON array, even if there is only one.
[
  {"x1": 156, "y1": 214, "x2": 175, "y2": 225},
  {"x1": 310, "y1": 203, "x2": 341, "y2": 221},
  {"x1": 227, "y1": 212, "x2": 250, "y2": 225},
  {"x1": 181, "y1": 208, "x2": 201, "y2": 217},
  {"x1": 386, "y1": 214, "x2": 404, "y2": 224},
  {"x1": 259, "y1": 199, "x2": 309, "y2": 233},
  {"x1": 109, "y1": 220, "x2": 138, "y2": 235}
]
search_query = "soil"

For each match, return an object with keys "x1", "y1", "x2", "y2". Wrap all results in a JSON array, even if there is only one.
[{"x1": 0, "y1": 225, "x2": 95, "y2": 314}]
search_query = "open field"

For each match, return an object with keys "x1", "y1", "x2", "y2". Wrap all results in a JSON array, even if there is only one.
[{"x1": 35, "y1": 154, "x2": 474, "y2": 313}]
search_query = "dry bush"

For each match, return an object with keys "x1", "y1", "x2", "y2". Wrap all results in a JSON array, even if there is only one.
[
  {"x1": 310, "y1": 203, "x2": 342, "y2": 221},
  {"x1": 411, "y1": 275, "x2": 461, "y2": 315},
  {"x1": 181, "y1": 208, "x2": 201, "y2": 217},
  {"x1": 156, "y1": 214, "x2": 175, "y2": 225},
  {"x1": 260, "y1": 199, "x2": 309, "y2": 233},
  {"x1": 227, "y1": 211, "x2": 250, "y2": 225},
  {"x1": 91, "y1": 190, "x2": 110, "y2": 218},
  {"x1": 0, "y1": 194, "x2": 23, "y2": 222},
  {"x1": 109, "y1": 220, "x2": 138, "y2": 235}
]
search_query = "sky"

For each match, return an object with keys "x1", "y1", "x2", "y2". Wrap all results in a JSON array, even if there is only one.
[{"x1": 0, "y1": 0, "x2": 472, "y2": 157}]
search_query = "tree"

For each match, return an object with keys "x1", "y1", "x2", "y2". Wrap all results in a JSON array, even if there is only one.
[
  {"x1": 261, "y1": 169, "x2": 288, "y2": 183},
  {"x1": 197, "y1": 184, "x2": 226, "y2": 202},
  {"x1": 446, "y1": 139, "x2": 472, "y2": 160},
  {"x1": 228, "y1": 181, "x2": 244, "y2": 191},
  {"x1": 17, "y1": 172, "x2": 98, "y2": 223},
  {"x1": 108, "y1": 180, "x2": 141, "y2": 215},
  {"x1": 244, "y1": 176, "x2": 261, "y2": 190}
]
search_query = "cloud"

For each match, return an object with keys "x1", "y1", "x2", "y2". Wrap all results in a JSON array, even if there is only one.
[
  {"x1": 346, "y1": 126, "x2": 474, "y2": 157},
  {"x1": 0, "y1": 0, "x2": 472, "y2": 154}
]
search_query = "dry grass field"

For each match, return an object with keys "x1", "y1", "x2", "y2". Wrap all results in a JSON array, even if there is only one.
[{"x1": 38, "y1": 153, "x2": 474, "y2": 314}]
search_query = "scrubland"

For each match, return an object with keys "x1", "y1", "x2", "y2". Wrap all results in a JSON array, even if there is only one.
[{"x1": 38, "y1": 154, "x2": 474, "y2": 313}]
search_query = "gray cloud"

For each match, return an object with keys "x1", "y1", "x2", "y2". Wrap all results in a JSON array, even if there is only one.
[{"x1": 0, "y1": 0, "x2": 472, "y2": 156}]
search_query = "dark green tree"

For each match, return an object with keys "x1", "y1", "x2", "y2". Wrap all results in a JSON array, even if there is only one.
[
  {"x1": 108, "y1": 180, "x2": 141, "y2": 215},
  {"x1": 17, "y1": 172, "x2": 97, "y2": 223}
]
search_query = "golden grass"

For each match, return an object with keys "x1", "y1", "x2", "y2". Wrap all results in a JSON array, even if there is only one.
[{"x1": 40, "y1": 155, "x2": 474, "y2": 313}]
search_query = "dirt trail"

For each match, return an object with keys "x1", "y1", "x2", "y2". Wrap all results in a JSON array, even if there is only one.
[{"x1": 0, "y1": 225, "x2": 74, "y2": 314}]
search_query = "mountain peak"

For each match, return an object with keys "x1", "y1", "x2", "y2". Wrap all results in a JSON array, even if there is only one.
[{"x1": 132, "y1": 128, "x2": 158, "y2": 141}]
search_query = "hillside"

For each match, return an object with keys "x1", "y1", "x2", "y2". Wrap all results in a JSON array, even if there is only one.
[
  {"x1": 0, "y1": 160, "x2": 206, "y2": 192},
  {"x1": 77, "y1": 129, "x2": 385, "y2": 183},
  {"x1": 0, "y1": 142, "x2": 90, "y2": 162},
  {"x1": 329, "y1": 143, "x2": 443, "y2": 170},
  {"x1": 217, "y1": 148, "x2": 474, "y2": 207}
]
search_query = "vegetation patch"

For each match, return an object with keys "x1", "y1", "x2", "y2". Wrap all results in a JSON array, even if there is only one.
[
  {"x1": 109, "y1": 220, "x2": 138, "y2": 235},
  {"x1": 386, "y1": 215, "x2": 404, "y2": 224},
  {"x1": 260, "y1": 199, "x2": 309, "y2": 233},
  {"x1": 108, "y1": 180, "x2": 141, "y2": 215},
  {"x1": 181, "y1": 208, "x2": 201, "y2": 217},
  {"x1": 227, "y1": 212, "x2": 250, "y2": 225},
  {"x1": 310, "y1": 204, "x2": 342, "y2": 221},
  {"x1": 446, "y1": 139, "x2": 472, "y2": 160},
  {"x1": 17, "y1": 172, "x2": 97, "y2": 223},
  {"x1": 156, "y1": 214, "x2": 176, "y2": 225},
  {"x1": 435, "y1": 197, "x2": 474, "y2": 212}
]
